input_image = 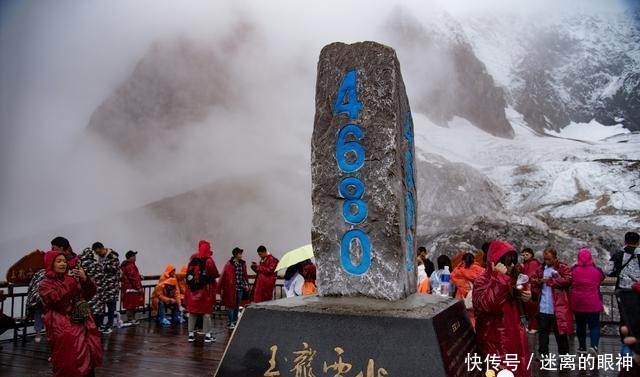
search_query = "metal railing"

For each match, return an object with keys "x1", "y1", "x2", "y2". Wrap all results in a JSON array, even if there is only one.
[
  {"x1": 0, "y1": 274, "x2": 285, "y2": 342},
  {"x1": 1, "y1": 276, "x2": 620, "y2": 342}
]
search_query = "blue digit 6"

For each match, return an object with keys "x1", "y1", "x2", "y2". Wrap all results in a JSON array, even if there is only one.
[
  {"x1": 341, "y1": 229, "x2": 371, "y2": 275},
  {"x1": 336, "y1": 124, "x2": 365, "y2": 172}
]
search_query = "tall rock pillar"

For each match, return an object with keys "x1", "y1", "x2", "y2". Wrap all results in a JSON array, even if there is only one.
[{"x1": 311, "y1": 41, "x2": 417, "y2": 300}]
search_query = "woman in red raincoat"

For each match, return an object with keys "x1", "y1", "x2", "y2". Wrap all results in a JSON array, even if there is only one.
[
  {"x1": 473, "y1": 240, "x2": 532, "y2": 377},
  {"x1": 218, "y1": 247, "x2": 249, "y2": 329},
  {"x1": 520, "y1": 248, "x2": 541, "y2": 334},
  {"x1": 184, "y1": 240, "x2": 219, "y2": 343},
  {"x1": 39, "y1": 250, "x2": 103, "y2": 377}
]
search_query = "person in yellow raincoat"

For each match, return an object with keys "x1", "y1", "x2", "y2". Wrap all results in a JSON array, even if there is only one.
[{"x1": 151, "y1": 277, "x2": 181, "y2": 326}]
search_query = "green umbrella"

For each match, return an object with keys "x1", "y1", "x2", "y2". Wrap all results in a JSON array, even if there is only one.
[{"x1": 275, "y1": 244, "x2": 314, "y2": 272}]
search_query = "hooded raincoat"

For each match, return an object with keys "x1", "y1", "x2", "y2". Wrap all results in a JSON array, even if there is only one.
[
  {"x1": 473, "y1": 240, "x2": 530, "y2": 377},
  {"x1": 570, "y1": 249, "x2": 605, "y2": 313},
  {"x1": 183, "y1": 240, "x2": 219, "y2": 314},
  {"x1": 520, "y1": 256, "x2": 542, "y2": 330},
  {"x1": 39, "y1": 251, "x2": 103, "y2": 377},
  {"x1": 151, "y1": 277, "x2": 181, "y2": 311}
]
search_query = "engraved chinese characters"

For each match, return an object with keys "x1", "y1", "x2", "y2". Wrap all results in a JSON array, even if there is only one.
[{"x1": 311, "y1": 41, "x2": 417, "y2": 300}]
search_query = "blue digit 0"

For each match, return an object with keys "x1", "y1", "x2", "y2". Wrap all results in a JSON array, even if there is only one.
[
  {"x1": 334, "y1": 69, "x2": 362, "y2": 119},
  {"x1": 340, "y1": 229, "x2": 371, "y2": 275},
  {"x1": 336, "y1": 124, "x2": 365, "y2": 172}
]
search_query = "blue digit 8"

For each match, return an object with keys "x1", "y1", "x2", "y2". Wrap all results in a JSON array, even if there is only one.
[
  {"x1": 339, "y1": 177, "x2": 368, "y2": 225},
  {"x1": 340, "y1": 229, "x2": 371, "y2": 275},
  {"x1": 339, "y1": 177, "x2": 365, "y2": 199},
  {"x1": 405, "y1": 150, "x2": 414, "y2": 190},
  {"x1": 405, "y1": 234, "x2": 414, "y2": 272},
  {"x1": 336, "y1": 124, "x2": 365, "y2": 173},
  {"x1": 405, "y1": 191, "x2": 414, "y2": 231}
]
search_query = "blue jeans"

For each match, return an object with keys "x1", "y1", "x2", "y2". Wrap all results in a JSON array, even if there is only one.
[
  {"x1": 227, "y1": 289, "x2": 243, "y2": 324},
  {"x1": 574, "y1": 312, "x2": 600, "y2": 349},
  {"x1": 95, "y1": 301, "x2": 117, "y2": 329},
  {"x1": 158, "y1": 302, "x2": 181, "y2": 323},
  {"x1": 33, "y1": 304, "x2": 44, "y2": 333}
]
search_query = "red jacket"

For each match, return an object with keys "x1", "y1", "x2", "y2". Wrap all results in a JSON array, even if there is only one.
[
  {"x1": 184, "y1": 240, "x2": 219, "y2": 314},
  {"x1": 532, "y1": 260, "x2": 574, "y2": 335},
  {"x1": 39, "y1": 251, "x2": 103, "y2": 377},
  {"x1": 570, "y1": 249, "x2": 605, "y2": 313},
  {"x1": 251, "y1": 253, "x2": 278, "y2": 303},
  {"x1": 218, "y1": 259, "x2": 249, "y2": 308},
  {"x1": 473, "y1": 240, "x2": 531, "y2": 377},
  {"x1": 120, "y1": 260, "x2": 143, "y2": 310}
]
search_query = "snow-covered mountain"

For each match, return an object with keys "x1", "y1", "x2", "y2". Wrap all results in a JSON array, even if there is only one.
[
  {"x1": 458, "y1": 7, "x2": 640, "y2": 132},
  {"x1": 412, "y1": 109, "x2": 639, "y2": 264}
]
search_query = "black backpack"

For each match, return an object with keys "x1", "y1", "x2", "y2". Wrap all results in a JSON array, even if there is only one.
[{"x1": 186, "y1": 257, "x2": 210, "y2": 291}]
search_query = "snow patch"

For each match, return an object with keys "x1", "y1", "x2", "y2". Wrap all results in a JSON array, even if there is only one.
[{"x1": 545, "y1": 120, "x2": 630, "y2": 141}]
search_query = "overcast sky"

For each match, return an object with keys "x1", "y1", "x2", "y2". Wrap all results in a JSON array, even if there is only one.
[{"x1": 0, "y1": 0, "x2": 631, "y2": 274}]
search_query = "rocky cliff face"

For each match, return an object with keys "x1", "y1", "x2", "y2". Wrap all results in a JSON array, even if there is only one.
[
  {"x1": 86, "y1": 22, "x2": 256, "y2": 161},
  {"x1": 385, "y1": 9, "x2": 514, "y2": 138},
  {"x1": 460, "y1": 8, "x2": 640, "y2": 132}
]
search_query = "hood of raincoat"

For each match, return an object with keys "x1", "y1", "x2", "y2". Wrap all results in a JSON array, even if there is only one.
[
  {"x1": 197, "y1": 239, "x2": 212, "y2": 258},
  {"x1": 44, "y1": 250, "x2": 66, "y2": 279},
  {"x1": 576, "y1": 248, "x2": 594, "y2": 266},
  {"x1": 160, "y1": 264, "x2": 176, "y2": 282},
  {"x1": 486, "y1": 240, "x2": 516, "y2": 266}
]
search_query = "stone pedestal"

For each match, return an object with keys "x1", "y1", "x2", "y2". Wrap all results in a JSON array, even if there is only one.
[
  {"x1": 311, "y1": 41, "x2": 417, "y2": 300},
  {"x1": 215, "y1": 295, "x2": 482, "y2": 377}
]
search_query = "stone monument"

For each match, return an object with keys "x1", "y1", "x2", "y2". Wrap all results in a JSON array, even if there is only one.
[
  {"x1": 311, "y1": 41, "x2": 417, "y2": 301},
  {"x1": 215, "y1": 42, "x2": 480, "y2": 377}
]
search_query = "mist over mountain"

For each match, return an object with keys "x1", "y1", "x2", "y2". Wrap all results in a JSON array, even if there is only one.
[{"x1": 2, "y1": 1, "x2": 639, "y2": 275}]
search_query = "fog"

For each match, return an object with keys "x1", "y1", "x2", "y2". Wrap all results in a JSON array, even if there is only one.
[{"x1": 0, "y1": 0, "x2": 629, "y2": 276}]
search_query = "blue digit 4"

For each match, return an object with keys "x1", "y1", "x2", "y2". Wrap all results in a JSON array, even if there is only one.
[
  {"x1": 340, "y1": 229, "x2": 371, "y2": 275},
  {"x1": 334, "y1": 69, "x2": 362, "y2": 119},
  {"x1": 336, "y1": 124, "x2": 365, "y2": 172}
]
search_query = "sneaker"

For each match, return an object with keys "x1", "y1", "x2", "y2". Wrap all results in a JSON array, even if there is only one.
[
  {"x1": 130, "y1": 319, "x2": 140, "y2": 325},
  {"x1": 101, "y1": 327, "x2": 113, "y2": 335},
  {"x1": 227, "y1": 323, "x2": 235, "y2": 329},
  {"x1": 577, "y1": 348, "x2": 587, "y2": 354},
  {"x1": 527, "y1": 329, "x2": 538, "y2": 334},
  {"x1": 588, "y1": 346, "x2": 598, "y2": 355},
  {"x1": 160, "y1": 318, "x2": 171, "y2": 327},
  {"x1": 34, "y1": 335, "x2": 42, "y2": 343},
  {"x1": 204, "y1": 333, "x2": 215, "y2": 343},
  {"x1": 188, "y1": 332, "x2": 195, "y2": 343}
]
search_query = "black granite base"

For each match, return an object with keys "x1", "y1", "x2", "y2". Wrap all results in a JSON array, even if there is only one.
[{"x1": 215, "y1": 294, "x2": 482, "y2": 377}]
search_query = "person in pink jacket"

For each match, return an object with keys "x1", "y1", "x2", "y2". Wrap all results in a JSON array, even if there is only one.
[{"x1": 570, "y1": 248, "x2": 605, "y2": 354}]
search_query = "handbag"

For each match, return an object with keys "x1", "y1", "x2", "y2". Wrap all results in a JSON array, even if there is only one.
[
  {"x1": 71, "y1": 299, "x2": 91, "y2": 324},
  {"x1": 463, "y1": 283, "x2": 474, "y2": 309}
]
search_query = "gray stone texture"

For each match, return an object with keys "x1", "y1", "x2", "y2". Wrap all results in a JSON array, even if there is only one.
[{"x1": 311, "y1": 41, "x2": 417, "y2": 300}]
